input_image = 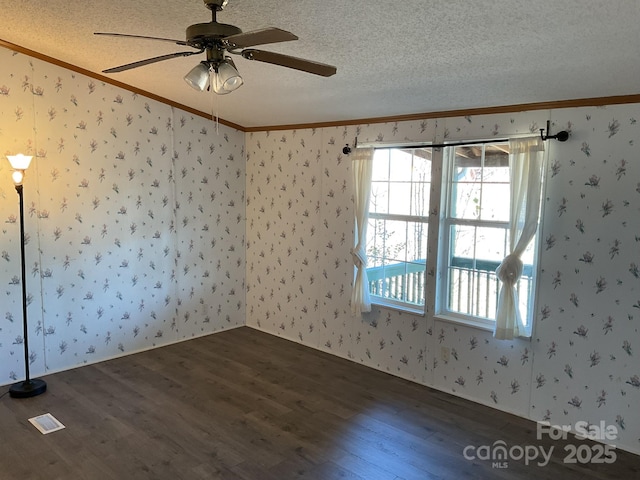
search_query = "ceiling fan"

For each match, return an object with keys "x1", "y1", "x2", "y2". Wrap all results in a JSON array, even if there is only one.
[{"x1": 95, "y1": 0, "x2": 337, "y2": 94}]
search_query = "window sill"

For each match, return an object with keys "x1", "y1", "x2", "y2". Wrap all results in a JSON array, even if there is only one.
[
  {"x1": 370, "y1": 298, "x2": 425, "y2": 317},
  {"x1": 434, "y1": 313, "x2": 495, "y2": 332},
  {"x1": 434, "y1": 313, "x2": 532, "y2": 340}
]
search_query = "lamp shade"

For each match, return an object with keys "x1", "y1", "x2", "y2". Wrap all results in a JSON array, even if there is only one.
[
  {"x1": 213, "y1": 58, "x2": 243, "y2": 95},
  {"x1": 7, "y1": 154, "x2": 33, "y2": 171},
  {"x1": 184, "y1": 62, "x2": 211, "y2": 91}
]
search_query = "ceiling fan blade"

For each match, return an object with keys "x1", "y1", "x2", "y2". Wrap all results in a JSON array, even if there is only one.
[
  {"x1": 103, "y1": 50, "x2": 203, "y2": 73},
  {"x1": 95, "y1": 32, "x2": 189, "y2": 46},
  {"x1": 241, "y1": 49, "x2": 337, "y2": 77},
  {"x1": 224, "y1": 28, "x2": 298, "y2": 49}
]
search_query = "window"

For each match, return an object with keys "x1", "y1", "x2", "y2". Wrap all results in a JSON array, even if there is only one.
[
  {"x1": 360, "y1": 140, "x2": 542, "y2": 332},
  {"x1": 365, "y1": 147, "x2": 432, "y2": 313},
  {"x1": 437, "y1": 142, "x2": 538, "y2": 330}
]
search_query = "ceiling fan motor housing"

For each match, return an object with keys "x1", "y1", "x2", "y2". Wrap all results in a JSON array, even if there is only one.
[{"x1": 186, "y1": 22, "x2": 242, "y2": 46}]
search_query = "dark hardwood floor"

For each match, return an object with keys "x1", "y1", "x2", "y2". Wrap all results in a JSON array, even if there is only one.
[{"x1": 1, "y1": 326, "x2": 638, "y2": 479}]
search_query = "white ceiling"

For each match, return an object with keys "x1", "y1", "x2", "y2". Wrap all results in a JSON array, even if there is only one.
[{"x1": 1, "y1": 0, "x2": 639, "y2": 129}]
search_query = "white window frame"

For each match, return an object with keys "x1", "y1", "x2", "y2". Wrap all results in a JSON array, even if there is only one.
[
  {"x1": 365, "y1": 146, "x2": 432, "y2": 315},
  {"x1": 360, "y1": 138, "x2": 543, "y2": 331},
  {"x1": 435, "y1": 141, "x2": 541, "y2": 332}
]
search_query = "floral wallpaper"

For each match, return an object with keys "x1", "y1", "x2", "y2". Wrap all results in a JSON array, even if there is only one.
[
  {"x1": 245, "y1": 109, "x2": 640, "y2": 456},
  {"x1": 0, "y1": 48, "x2": 245, "y2": 380},
  {"x1": 532, "y1": 105, "x2": 640, "y2": 451}
]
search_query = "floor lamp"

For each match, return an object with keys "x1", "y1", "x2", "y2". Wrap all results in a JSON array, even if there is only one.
[{"x1": 6, "y1": 154, "x2": 47, "y2": 398}]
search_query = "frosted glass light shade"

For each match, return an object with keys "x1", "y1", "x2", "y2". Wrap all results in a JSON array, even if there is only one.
[
  {"x1": 184, "y1": 62, "x2": 211, "y2": 91},
  {"x1": 7, "y1": 154, "x2": 33, "y2": 170},
  {"x1": 213, "y1": 58, "x2": 243, "y2": 95}
]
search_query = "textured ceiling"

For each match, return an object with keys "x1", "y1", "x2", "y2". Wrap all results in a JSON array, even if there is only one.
[{"x1": 1, "y1": 0, "x2": 639, "y2": 129}]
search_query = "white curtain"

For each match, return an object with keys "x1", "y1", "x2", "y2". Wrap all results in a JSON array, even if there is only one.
[
  {"x1": 494, "y1": 137, "x2": 545, "y2": 339},
  {"x1": 350, "y1": 147, "x2": 374, "y2": 315}
]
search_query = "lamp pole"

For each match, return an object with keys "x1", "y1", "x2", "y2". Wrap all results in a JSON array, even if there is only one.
[{"x1": 6, "y1": 154, "x2": 46, "y2": 398}]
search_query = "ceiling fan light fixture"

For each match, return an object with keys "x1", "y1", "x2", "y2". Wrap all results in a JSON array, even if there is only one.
[
  {"x1": 184, "y1": 62, "x2": 211, "y2": 91},
  {"x1": 212, "y1": 57, "x2": 243, "y2": 95}
]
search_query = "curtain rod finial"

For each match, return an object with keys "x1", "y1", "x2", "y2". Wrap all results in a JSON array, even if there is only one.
[
  {"x1": 343, "y1": 137, "x2": 358, "y2": 155},
  {"x1": 540, "y1": 120, "x2": 569, "y2": 142}
]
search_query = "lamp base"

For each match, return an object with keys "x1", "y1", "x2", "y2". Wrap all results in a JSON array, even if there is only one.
[{"x1": 9, "y1": 378, "x2": 47, "y2": 398}]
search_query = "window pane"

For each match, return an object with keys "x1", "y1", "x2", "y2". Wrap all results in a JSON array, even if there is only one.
[
  {"x1": 370, "y1": 182, "x2": 389, "y2": 214},
  {"x1": 365, "y1": 217, "x2": 409, "y2": 264},
  {"x1": 480, "y1": 183, "x2": 509, "y2": 221},
  {"x1": 447, "y1": 267, "x2": 482, "y2": 317},
  {"x1": 371, "y1": 150, "x2": 390, "y2": 181},
  {"x1": 410, "y1": 149, "x2": 431, "y2": 215},
  {"x1": 453, "y1": 183, "x2": 481, "y2": 219},
  {"x1": 451, "y1": 224, "x2": 476, "y2": 260},
  {"x1": 447, "y1": 265, "x2": 500, "y2": 320},
  {"x1": 446, "y1": 222, "x2": 534, "y2": 321},
  {"x1": 481, "y1": 148, "x2": 510, "y2": 221},
  {"x1": 482, "y1": 164, "x2": 510, "y2": 182},
  {"x1": 388, "y1": 182, "x2": 412, "y2": 216},
  {"x1": 366, "y1": 218, "x2": 385, "y2": 267},
  {"x1": 449, "y1": 222, "x2": 476, "y2": 317},
  {"x1": 521, "y1": 235, "x2": 536, "y2": 265},
  {"x1": 475, "y1": 226, "x2": 508, "y2": 263},
  {"x1": 410, "y1": 179, "x2": 430, "y2": 216},
  {"x1": 371, "y1": 260, "x2": 426, "y2": 306},
  {"x1": 384, "y1": 220, "x2": 408, "y2": 262},
  {"x1": 454, "y1": 146, "x2": 482, "y2": 170},
  {"x1": 412, "y1": 149, "x2": 432, "y2": 182},
  {"x1": 389, "y1": 149, "x2": 413, "y2": 182},
  {"x1": 367, "y1": 258, "x2": 390, "y2": 299},
  {"x1": 450, "y1": 157, "x2": 482, "y2": 219},
  {"x1": 483, "y1": 145, "x2": 509, "y2": 170},
  {"x1": 452, "y1": 144, "x2": 510, "y2": 221},
  {"x1": 406, "y1": 221, "x2": 428, "y2": 262}
]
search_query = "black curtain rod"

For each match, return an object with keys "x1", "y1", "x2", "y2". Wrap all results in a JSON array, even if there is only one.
[
  {"x1": 346, "y1": 138, "x2": 508, "y2": 154},
  {"x1": 370, "y1": 138, "x2": 509, "y2": 150},
  {"x1": 342, "y1": 121, "x2": 569, "y2": 155}
]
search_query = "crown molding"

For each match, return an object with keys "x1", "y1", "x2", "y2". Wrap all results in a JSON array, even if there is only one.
[{"x1": 244, "y1": 94, "x2": 640, "y2": 132}]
